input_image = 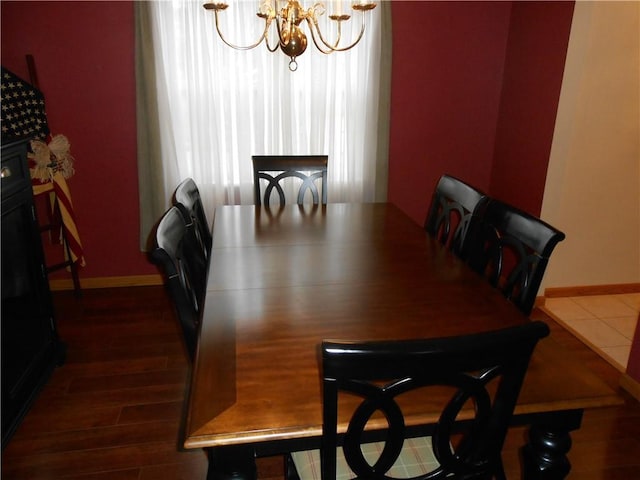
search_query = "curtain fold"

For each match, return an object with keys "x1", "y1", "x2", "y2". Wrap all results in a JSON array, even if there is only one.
[
  {"x1": 135, "y1": 1, "x2": 167, "y2": 250},
  {"x1": 375, "y1": 0, "x2": 392, "y2": 202},
  {"x1": 136, "y1": 0, "x2": 392, "y2": 250}
]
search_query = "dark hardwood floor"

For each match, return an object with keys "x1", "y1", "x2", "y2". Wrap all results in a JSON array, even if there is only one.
[{"x1": 2, "y1": 286, "x2": 639, "y2": 479}]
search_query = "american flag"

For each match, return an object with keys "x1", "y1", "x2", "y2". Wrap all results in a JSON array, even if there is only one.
[
  {"x1": 1, "y1": 66, "x2": 50, "y2": 142},
  {"x1": 1, "y1": 66, "x2": 84, "y2": 267}
]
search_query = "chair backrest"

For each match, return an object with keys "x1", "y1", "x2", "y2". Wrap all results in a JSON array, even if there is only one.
[
  {"x1": 174, "y1": 177, "x2": 213, "y2": 261},
  {"x1": 252, "y1": 155, "x2": 328, "y2": 207},
  {"x1": 425, "y1": 174, "x2": 487, "y2": 258},
  {"x1": 321, "y1": 321, "x2": 550, "y2": 480},
  {"x1": 464, "y1": 199, "x2": 566, "y2": 316},
  {"x1": 150, "y1": 206, "x2": 205, "y2": 361}
]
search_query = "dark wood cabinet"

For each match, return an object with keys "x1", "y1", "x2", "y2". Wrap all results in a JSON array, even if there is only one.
[{"x1": 1, "y1": 138, "x2": 64, "y2": 448}]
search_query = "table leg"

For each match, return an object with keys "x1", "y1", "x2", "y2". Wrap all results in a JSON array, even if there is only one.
[
  {"x1": 522, "y1": 409, "x2": 583, "y2": 480},
  {"x1": 206, "y1": 445, "x2": 257, "y2": 480}
]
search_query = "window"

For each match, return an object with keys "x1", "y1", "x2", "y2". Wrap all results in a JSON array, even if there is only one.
[{"x1": 136, "y1": 0, "x2": 391, "y2": 242}]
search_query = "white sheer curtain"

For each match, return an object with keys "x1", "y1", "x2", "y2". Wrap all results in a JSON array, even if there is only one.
[{"x1": 140, "y1": 0, "x2": 387, "y2": 227}]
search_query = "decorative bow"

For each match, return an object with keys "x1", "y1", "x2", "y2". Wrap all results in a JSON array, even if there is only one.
[{"x1": 29, "y1": 134, "x2": 75, "y2": 182}]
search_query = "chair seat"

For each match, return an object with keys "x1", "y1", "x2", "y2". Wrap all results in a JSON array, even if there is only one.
[{"x1": 291, "y1": 437, "x2": 440, "y2": 480}]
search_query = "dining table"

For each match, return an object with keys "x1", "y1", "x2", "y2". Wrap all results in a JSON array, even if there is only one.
[{"x1": 183, "y1": 202, "x2": 622, "y2": 480}]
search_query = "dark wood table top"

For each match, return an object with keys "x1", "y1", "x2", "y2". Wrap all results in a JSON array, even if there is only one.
[{"x1": 184, "y1": 203, "x2": 621, "y2": 450}]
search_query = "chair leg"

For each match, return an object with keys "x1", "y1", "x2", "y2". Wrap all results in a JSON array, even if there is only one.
[
  {"x1": 206, "y1": 445, "x2": 257, "y2": 480},
  {"x1": 284, "y1": 453, "x2": 301, "y2": 480},
  {"x1": 495, "y1": 457, "x2": 507, "y2": 480}
]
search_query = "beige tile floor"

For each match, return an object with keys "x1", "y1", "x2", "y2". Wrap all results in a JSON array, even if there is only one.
[{"x1": 542, "y1": 293, "x2": 640, "y2": 372}]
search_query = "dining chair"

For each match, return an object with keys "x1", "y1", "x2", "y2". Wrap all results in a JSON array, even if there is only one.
[
  {"x1": 174, "y1": 177, "x2": 213, "y2": 262},
  {"x1": 150, "y1": 206, "x2": 205, "y2": 361},
  {"x1": 463, "y1": 199, "x2": 566, "y2": 316},
  {"x1": 288, "y1": 321, "x2": 550, "y2": 480},
  {"x1": 424, "y1": 174, "x2": 487, "y2": 258},
  {"x1": 252, "y1": 155, "x2": 328, "y2": 207}
]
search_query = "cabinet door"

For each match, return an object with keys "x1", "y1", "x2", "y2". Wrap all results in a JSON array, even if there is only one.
[
  {"x1": 1, "y1": 187, "x2": 58, "y2": 427},
  {"x1": 1, "y1": 138, "x2": 61, "y2": 447}
]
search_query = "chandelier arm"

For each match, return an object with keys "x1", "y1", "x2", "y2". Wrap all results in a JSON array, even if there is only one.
[
  {"x1": 309, "y1": 13, "x2": 366, "y2": 53},
  {"x1": 274, "y1": 15, "x2": 285, "y2": 47},
  {"x1": 322, "y1": 15, "x2": 343, "y2": 50},
  {"x1": 213, "y1": 10, "x2": 272, "y2": 51},
  {"x1": 306, "y1": 18, "x2": 336, "y2": 55},
  {"x1": 274, "y1": 14, "x2": 295, "y2": 50},
  {"x1": 264, "y1": 26, "x2": 281, "y2": 52},
  {"x1": 265, "y1": 38, "x2": 280, "y2": 52}
]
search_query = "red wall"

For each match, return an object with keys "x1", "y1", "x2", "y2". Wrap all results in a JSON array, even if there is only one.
[
  {"x1": 1, "y1": 1, "x2": 156, "y2": 280},
  {"x1": 388, "y1": 1, "x2": 511, "y2": 225},
  {"x1": 489, "y1": 1, "x2": 575, "y2": 215},
  {"x1": 388, "y1": 1, "x2": 574, "y2": 223}
]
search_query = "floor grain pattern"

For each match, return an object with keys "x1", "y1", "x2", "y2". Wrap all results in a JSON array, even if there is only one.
[{"x1": 2, "y1": 287, "x2": 639, "y2": 479}]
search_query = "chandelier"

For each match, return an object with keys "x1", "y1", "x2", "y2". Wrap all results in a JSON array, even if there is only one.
[{"x1": 203, "y1": 0, "x2": 377, "y2": 71}]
